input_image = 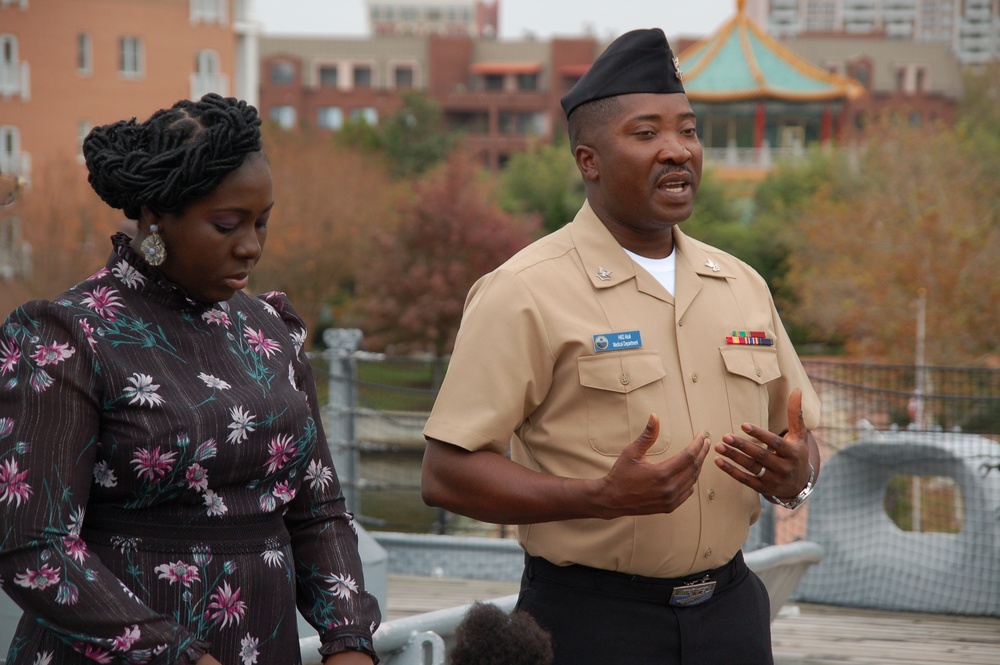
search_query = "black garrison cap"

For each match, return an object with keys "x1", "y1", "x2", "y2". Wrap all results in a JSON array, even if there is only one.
[{"x1": 560, "y1": 27, "x2": 685, "y2": 118}]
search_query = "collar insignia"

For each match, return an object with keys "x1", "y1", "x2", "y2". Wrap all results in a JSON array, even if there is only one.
[
  {"x1": 597, "y1": 267, "x2": 613, "y2": 281},
  {"x1": 705, "y1": 259, "x2": 720, "y2": 273}
]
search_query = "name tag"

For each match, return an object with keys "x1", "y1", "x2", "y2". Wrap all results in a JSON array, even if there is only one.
[{"x1": 593, "y1": 331, "x2": 643, "y2": 353}]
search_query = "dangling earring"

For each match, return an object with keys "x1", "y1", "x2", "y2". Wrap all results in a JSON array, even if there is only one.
[{"x1": 140, "y1": 223, "x2": 167, "y2": 266}]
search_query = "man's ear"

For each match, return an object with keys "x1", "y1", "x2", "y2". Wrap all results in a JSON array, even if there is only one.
[{"x1": 574, "y1": 144, "x2": 600, "y2": 182}]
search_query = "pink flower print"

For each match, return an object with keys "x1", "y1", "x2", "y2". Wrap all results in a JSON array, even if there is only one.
[
  {"x1": 206, "y1": 581, "x2": 246, "y2": 628},
  {"x1": 80, "y1": 286, "x2": 125, "y2": 321},
  {"x1": 0, "y1": 417, "x2": 13, "y2": 439},
  {"x1": 0, "y1": 337, "x2": 20, "y2": 375},
  {"x1": 186, "y1": 463, "x2": 209, "y2": 492},
  {"x1": 31, "y1": 341, "x2": 76, "y2": 367},
  {"x1": 244, "y1": 328, "x2": 280, "y2": 358},
  {"x1": 194, "y1": 438, "x2": 218, "y2": 462},
  {"x1": 72, "y1": 643, "x2": 113, "y2": 663},
  {"x1": 85, "y1": 267, "x2": 110, "y2": 282},
  {"x1": 29, "y1": 369, "x2": 54, "y2": 393},
  {"x1": 265, "y1": 434, "x2": 297, "y2": 475},
  {"x1": 63, "y1": 535, "x2": 88, "y2": 564},
  {"x1": 78, "y1": 319, "x2": 98, "y2": 350},
  {"x1": 14, "y1": 563, "x2": 61, "y2": 590},
  {"x1": 154, "y1": 560, "x2": 200, "y2": 587},
  {"x1": 131, "y1": 446, "x2": 178, "y2": 483},
  {"x1": 111, "y1": 625, "x2": 140, "y2": 651},
  {"x1": 0, "y1": 458, "x2": 33, "y2": 507},
  {"x1": 55, "y1": 581, "x2": 79, "y2": 605},
  {"x1": 202, "y1": 308, "x2": 231, "y2": 326},
  {"x1": 272, "y1": 481, "x2": 295, "y2": 505},
  {"x1": 326, "y1": 573, "x2": 359, "y2": 600}
]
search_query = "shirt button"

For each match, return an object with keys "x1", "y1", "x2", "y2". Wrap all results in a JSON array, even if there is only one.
[
  {"x1": 755, "y1": 367, "x2": 762, "y2": 377},
  {"x1": 704, "y1": 548, "x2": 713, "y2": 558},
  {"x1": 620, "y1": 375, "x2": 630, "y2": 386},
  {"x1": 708, "y1": 489, "x2": 716, "y2": 500},
  {"x1": 678, "y1": 319, "x2": 685, "y2": 326},
  {"x1": 691, "y1": 373, "x2": 699, "y2": 383}
]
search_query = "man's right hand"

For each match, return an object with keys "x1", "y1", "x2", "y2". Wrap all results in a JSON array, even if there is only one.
[
  {"x1": 596, "y1": 414, "x2": 711, "y2": 518},
  {"x1": 421, "y1": 414, "x2": 709, "y2": 524}
]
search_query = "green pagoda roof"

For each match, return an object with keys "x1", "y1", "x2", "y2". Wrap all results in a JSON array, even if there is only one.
[{"x1": 677, "y1": 0, "x2": 864, "y2": 102}]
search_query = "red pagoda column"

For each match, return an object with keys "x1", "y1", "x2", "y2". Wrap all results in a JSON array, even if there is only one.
[{"x1": 754, "y1": 101, "x2": 766, "y2": 149}]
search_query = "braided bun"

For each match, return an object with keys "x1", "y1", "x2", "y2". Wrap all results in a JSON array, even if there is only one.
[{"x1": 83, "y1": 93, "x2": 262, "y2": 220}]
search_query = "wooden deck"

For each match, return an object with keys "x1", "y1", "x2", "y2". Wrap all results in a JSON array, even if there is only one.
[{"x1": 386, "y1": 575, "x2": 1000, "y2": 664}]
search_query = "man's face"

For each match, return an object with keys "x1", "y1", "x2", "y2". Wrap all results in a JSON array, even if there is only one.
[{"x1": 579, "y1": 92, "x2": 703, "y2": 252}]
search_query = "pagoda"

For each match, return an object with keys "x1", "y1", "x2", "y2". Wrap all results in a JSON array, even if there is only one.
[{"x1": 677, "y1": 0, "x2": 864, "y2": 170}]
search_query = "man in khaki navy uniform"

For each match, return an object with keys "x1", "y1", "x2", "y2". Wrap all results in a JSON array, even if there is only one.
[{"x1": 422, "y1": 27, "x2": 821, "y2": 665}]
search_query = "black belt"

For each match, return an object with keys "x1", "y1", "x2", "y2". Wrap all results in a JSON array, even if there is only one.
[
  {"x1": 525, "y1": 550, "x2": 747, "y2": 607},
  {"x1": 82, "y1": 505, "x2": 290, "y2": 554}
]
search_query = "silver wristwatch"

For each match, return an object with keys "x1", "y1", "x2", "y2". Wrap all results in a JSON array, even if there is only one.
[{"x1": 770, "y1": 463, "x2": 815, "y2": 510}]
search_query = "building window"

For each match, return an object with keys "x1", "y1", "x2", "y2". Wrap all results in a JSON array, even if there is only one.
[
  {"x1": 914, "y1": 66, "x2": 927, "y2": 92},
  {"x1": 483, "y1": 74, "x2": 504, "y2": 91},
  {"x1": 851, "y1": 62, "x2": 871, "y2": 88},
  {"x1": 350, "y1": 107, "x2": 378, "y2": 126},
  {"x1": 0, "y1": 125, "x2": 20, "y2": 175},
  {"x1": 894, "y1": 66, "x2": 907, "y2": 92},
  {"x1": 353, "y1": 65, "x2": 373, "y2": 88},
  {"x1": 319, "y1": 65, "x2": 339, "y2": 87},
  {"x1": 76, "y1": 120, "x2": 91, "y2": 161},
  {"x1": 269, "y1": 105, "x2": 297, "y2": 130},
  {"x1": 0, "y1": 33, "x2": 27, "y2": 98},
  {"x1": 317, "y1": 106, "x2": 344, "y2": 130},
  {"x1": 77, "y1": 33, "x2": 92, "y2": 75},
  {"x1": 192, "y1": 49, "x2": 228, "y2": 98},
  {"x1": 119, "y1": 36, "x2": 144, "y2": 78},
  {"x1": 270, "y1": 61, "x2": 295, "y2": 84},
  {"x1": 516, "y1": 73, "x2": 538, "y2": 91},
  {"x1": 190, "y1": 0, "x2": 227, "y2": 24},
  {"x1": 393, "y1": 65, "x2": 414, "y2": 88}
]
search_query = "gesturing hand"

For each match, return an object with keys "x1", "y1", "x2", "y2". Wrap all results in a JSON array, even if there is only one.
[
  {"x1": 713, "y1": 389, "x2": 815, "y2": 500},
  {"x1": 597, "y1": 414, "x2": 711, "y2": 519}
]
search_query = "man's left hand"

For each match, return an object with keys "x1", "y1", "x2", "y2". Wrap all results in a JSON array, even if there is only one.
[{"x1": 713, "y1": 389, "x2": 817, "y2": 500}]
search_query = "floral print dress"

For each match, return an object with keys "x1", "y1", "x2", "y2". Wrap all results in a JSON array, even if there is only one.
[{"x1": 0, "y1": 234, "x2": 380, "y2": 664}]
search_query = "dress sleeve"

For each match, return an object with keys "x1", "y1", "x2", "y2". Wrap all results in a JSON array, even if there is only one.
[
  {"x1": 0, "y1": 301, "x2": 209, "y2": 663},
  {"x1": 258, "y1": 292, "x2": 381, "y2": 663}
]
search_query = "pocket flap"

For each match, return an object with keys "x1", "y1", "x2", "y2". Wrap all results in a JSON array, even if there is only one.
[
  {"x1": 578, "y1": 352, "x2": 666, "y2": 394},
  {"x1": 720, "y1": 346, "x2": 781, "y2": 385}
]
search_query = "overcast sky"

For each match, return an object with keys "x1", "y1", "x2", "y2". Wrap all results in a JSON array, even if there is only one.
[{"x1": 254, "y1": 0, "x2": 738, "y2": 41}]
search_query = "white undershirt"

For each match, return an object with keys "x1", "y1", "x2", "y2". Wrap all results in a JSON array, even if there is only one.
[{"x1": 623, "y1": 248, "x2": 676, "y2": 296}]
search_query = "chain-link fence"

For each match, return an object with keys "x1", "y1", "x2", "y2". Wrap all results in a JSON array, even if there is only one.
[{"x1": 312, "y1": 333, "x2": 1000, "y2": 543}]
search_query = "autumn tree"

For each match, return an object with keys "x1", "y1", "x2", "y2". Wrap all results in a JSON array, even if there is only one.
[
  {"x1": 498, "y1": 139, "x2": 584, "y2": 233},
  {"x1": 251, "y1": 126, "x2": 403, "y2": 342},
  {"x1": 353, "y1": 150, "x2": 539, "y2": 358},
  {"x1": 337, "y1": 91, "x2": 459, "y2": 179},
  {"x1": 779, "y1": 120, "x2": 1000, "y2": 364},
  {"x1": 1, "y1": 159, "x2": 119, "y2": 317}
]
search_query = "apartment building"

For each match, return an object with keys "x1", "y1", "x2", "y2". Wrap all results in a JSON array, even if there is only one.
[
  {"x1": 0, "y1": 0, "x2": 260, "y2": 183},
  {"x1": 259, "y1": 33, "x2": 597, "y2": 169},
  {"x1": 367, "y1": 0, "x2": 500, "y2": 38},
  {"x1": 0, "y1": 0, "x2": 258, "y2": 283},
  {"x1": 748, "y1": 0, "x2": 999, "y2": 63}
]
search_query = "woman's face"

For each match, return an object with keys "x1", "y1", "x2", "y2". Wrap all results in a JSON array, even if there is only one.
[{"x1": 147, "y1": 151, "x2": 273, "y2": 303}]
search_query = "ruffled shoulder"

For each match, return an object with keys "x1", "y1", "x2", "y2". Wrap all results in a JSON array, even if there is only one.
[{"x1": 257, "y1": 291, "x2": 308, "y2": 356}]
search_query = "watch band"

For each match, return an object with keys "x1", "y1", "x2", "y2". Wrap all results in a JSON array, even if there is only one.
[{"x1": 770, "y1": 462, "x2": 815, "y2": 510}]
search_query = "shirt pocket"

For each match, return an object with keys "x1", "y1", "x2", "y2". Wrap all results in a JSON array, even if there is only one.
[
  {"x1": 578, "y1": 352, "x2": 669, "y2": 456},
  {"x1": 719, "y1": 346, "x2": 782, "y2": 430}
]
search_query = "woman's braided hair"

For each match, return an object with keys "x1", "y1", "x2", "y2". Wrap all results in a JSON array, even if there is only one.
[{"x1": 83, "y1": 93, "x2": 262, "y2": 220}]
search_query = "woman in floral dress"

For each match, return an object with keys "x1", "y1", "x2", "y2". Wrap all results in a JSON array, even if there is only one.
[{"x1": 0, "y1": 94, "x2": 380, "y2": 664}]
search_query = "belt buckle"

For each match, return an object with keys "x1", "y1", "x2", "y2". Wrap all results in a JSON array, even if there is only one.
[{"x1": 669, "y1": 575, "x2": 716, "y2": 607}]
